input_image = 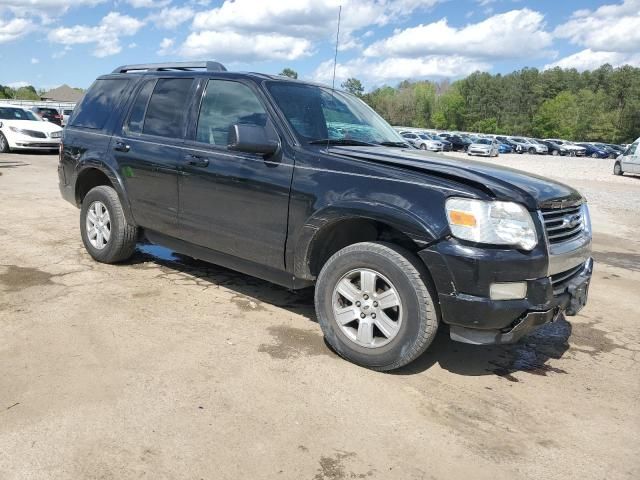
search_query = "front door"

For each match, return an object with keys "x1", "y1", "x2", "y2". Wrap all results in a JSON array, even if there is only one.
[
  {"x1": 178, "y1": 78, "x2": 293, "y2": 270},
  {"x1": 621, "y1": 141, "x2": 638, "y2": 173},
  {"x1": 116, "y1": 77, "x2": 195, "y2": 237}
]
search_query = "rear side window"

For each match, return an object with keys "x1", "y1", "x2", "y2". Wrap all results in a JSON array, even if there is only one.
[
  {"x1": 70, "y1": 78, "x2": 129, "y2": 129},
  {"x1": 143, "y1": 78, "x2": 193, "y2": 138},
  {"x1": 196, "y1": 80, "x2": 266, "y2": 146},
  {"x1": 126, "y1": 80, "x2": 155, "y2": 135}
]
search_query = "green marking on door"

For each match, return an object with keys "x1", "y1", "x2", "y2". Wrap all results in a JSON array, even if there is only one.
[{"x1": 123, "y1": 166, "x2": 134, "y2": 178}]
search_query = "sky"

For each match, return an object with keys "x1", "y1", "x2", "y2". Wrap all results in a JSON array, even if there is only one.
[{"x1": 0, "y1": 0, "x2": 639, "y2": 91}]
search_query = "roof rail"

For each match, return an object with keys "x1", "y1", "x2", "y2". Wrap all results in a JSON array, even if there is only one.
[{"x1": 111, "y1": 61, "x2": 227, "y2": 74}]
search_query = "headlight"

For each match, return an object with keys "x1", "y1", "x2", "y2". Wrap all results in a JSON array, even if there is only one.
[
  {"x1": 445, "y1": 198, "x2": 538, "y2": 250},
  {"x1": 9, "y1": 126, "x2": 28, "y2": 136}
]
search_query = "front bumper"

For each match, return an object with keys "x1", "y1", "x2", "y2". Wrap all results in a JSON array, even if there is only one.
[
  {"x1": 419, "y1": 238, "x2": 593, "y2": 345},
  {"x1": 468, "y1": 148, "x2": 491, "y2": 156}
]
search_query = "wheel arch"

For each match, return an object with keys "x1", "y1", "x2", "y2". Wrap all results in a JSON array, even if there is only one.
[
  {"x1": 292, "y1": 202, "x2": 442, "y2": 281},
  {"x1": 74, "y1": 161, "x2": 135, "y2": 224}
]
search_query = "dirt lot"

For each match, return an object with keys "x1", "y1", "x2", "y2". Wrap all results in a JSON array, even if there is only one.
[{"x1": 1, "y1": 152, "x2": 639, "y2": 480}]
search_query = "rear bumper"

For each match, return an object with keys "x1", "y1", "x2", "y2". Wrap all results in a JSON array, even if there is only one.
[{"x1": 419, "y1": 238, "x2": 593, "y2": 345}]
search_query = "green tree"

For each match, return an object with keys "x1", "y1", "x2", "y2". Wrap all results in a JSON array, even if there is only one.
[
  {"x1": 532, "y1": 91, "x2": 578, "y2": 139},
  {"x1": 14, "y1": 86, "x2": 39, "y2": 100},
  {"x1": 279, "y1": 68, "x2": 298, "y2": 79},
  {"x1": 341, "y1": 77, "x2": 364, "y2": 97}
]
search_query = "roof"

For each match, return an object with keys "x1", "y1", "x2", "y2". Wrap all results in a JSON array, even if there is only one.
[{"x1": 40, "y1": 84, "x2": 84, "y2": 103}]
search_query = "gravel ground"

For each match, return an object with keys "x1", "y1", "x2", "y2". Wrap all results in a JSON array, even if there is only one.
[{"x1": 1, "y1": 152, "x2": 639, "y2": 480}]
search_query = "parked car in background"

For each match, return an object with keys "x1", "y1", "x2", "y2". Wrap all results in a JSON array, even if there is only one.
[
  {"x1": 467, "y1": 138, "x2": 499, "y2": 157},
  {"x1": 576, "y1": 143, "x2": 609, "y2": 159},
  {"x1": 422, "y1": 132, "x2": 452, "y2": 151},
  {"x1": 439, "y1": 133, "x2": 471, "y2": 151},
  {"x1": 31, "y1": 106, "x2": 63, "y2": 126},
  {"x1": 498, "y1": 142, "x2": 513, "y2": 154},
  {"x1": 400, "y1": 131, "x2": 443, "y2": 152},
  {"x1": 605, "y1": 144, "x2": 625, "y2": 156},
  {"x1": 613, "y1": 137, "x2": 639, "y2": 175},
  {"x1": 0, "y1": 104, "x2": 62, "y2": 152},
  {"x1": 509, "y1": 137, "x2": 547, "y2": 154},
  {"x1": 538, "y1": 139, "x2": 569, "y2": 156},
  {"x1": 590, "y1": 143, "x2": 619, "y2": 159},
  {"x1": 62, "y1": 108, "x2": 74, "y2": 126},
  {"x1": 544, "y1": 139, "x2": 586, "y2": 156}
]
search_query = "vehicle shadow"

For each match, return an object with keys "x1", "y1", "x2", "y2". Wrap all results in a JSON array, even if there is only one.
[
  {"x1": 129, "y1": 243, "x2": 572, "y2": 379},
  {"x1": 0, "y1": 159, "x2": 31, "y2": 169}
]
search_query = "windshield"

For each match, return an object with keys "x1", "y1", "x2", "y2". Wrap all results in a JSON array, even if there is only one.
[
  {"x1": 476, "y1": 139, "x2": 492, "y2": 145},
  {"x1": 0, "y1": 107, "x2": 38, "y2": 121},
  {"x1": 266, "y1": 82, "x2": 406, "y2": 145}
]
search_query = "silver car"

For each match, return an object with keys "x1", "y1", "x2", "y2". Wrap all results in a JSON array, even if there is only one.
[
  {"x1": 467, "y1": 138, "x2": 499, "y2": 157},
  {"x1": 400, "y1": 131, "x2": 443, "y2": 151}
]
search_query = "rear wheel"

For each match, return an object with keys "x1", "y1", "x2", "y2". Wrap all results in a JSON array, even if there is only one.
[
  {"x1": 315, "y1": 242, "x2": 439, "y2": 371},
  {"x1": 614, "y1": 162, "x2": 623, "y2": 176},
  {"x1": 80, "y1": 185, "x2": 138, "y2": 263},
  {"x1": 0, "y1": 133, "x2": 9, "y2": 153}
]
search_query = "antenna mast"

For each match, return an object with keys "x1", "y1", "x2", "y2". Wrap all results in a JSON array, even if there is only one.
[{"x1": 332, "y1": 5, "x2": 342, "y2": 90}]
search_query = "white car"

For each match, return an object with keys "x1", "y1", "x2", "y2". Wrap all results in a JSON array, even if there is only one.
[
  {"x1": 614, "y1": 137, "x2": 640, "y2": 176},
  {"x1": 400, "y1": 131, "x2": 443, "y2": 151},
  {"x1": 0, "y1": 105, "x2": 62, "y2": 153},
  {"x1": 467, "y1": 138, "x2": 499, "y2": 157}
]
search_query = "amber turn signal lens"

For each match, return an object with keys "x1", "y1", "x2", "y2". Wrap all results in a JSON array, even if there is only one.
[{"x1": 449, "y1": 210, "x2": 477, "y2": 227}]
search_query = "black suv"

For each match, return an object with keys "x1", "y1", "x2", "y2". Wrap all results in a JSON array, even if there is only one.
[{"x1": 59, "y1": 62, "x2": 593, "y2": 370}]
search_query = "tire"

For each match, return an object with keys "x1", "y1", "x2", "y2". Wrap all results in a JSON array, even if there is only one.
[
  {"x1": 80, "y1": 185, "x2": 138, "y2": 263},
  {"x1": 591, "y1": 153, "x2": 598, "y2": 158},
  {"x1": 0, "y1": 132, "x2": 9, "y2": 153},
  {"x1": 551, "y1": 149, "x2": 559, "y2": 156},
  {"x1": 614, "y1": 162, "x2": 623, "y2": 176},
  {"x1": 419, "y1": 144, "x2": 427, "y2": 150},
  {"x1": 528, "y1": 147, "x2": 535, "y2": 154},
  {"x1": 315, "y1": 242, "x2": 439, "y2": 371}
]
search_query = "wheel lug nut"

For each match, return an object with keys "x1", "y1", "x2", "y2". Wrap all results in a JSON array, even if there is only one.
[
  {"x1": 360, "y1": 313, "x2": 366, "y2": 319},
  {"x1": 371, "y1": 313, "x2": 376, "y2": 319},
  {"x1": 355, "y1": 301, "x2": 361, "y2": 307},
  {"x1": 373, "y1": 301, "x2": 378, "y2": 307},
  {"x1": 363, "y1": 294, "x2": 369, "y2": 300}
]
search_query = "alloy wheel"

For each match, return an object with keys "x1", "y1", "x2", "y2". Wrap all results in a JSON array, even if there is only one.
[
  {"x1": 85, "y1": 201, "x2": 111, "y2": 250},
  {"x1": 332, "y1": 268, "x2": 403, "y2": 348}
]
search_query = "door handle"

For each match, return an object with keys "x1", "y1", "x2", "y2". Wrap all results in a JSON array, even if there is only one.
[
  {"x1": 114, "y1": 141, "x2": 130, "y2": 152},
  {"x1": 184, "y1": 154, "x2": 209, "y2": 167}
]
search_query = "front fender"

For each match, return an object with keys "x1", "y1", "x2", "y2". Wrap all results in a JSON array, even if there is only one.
[{"x1": 292, "y1": 200, "x2": 447, "y2": 279}]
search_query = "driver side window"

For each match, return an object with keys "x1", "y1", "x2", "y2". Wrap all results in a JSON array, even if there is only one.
[
  {"x1": 626, "y1": 142, "x2": 638, "y2": 156},
  {"x1": 196, "y1": 80, "x2": 267, "y2": 146}
]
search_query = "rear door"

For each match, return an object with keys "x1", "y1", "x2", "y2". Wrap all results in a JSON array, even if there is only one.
[
  {"x1": 178, "y1": 78, "x2": 293, "y2": 270},
  {"x1": 115, "y1": 77, "x2": 195, "y2": 236}
]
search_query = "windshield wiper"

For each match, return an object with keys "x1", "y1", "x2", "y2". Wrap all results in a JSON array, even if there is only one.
[
  {"x1": 377, "y1": 141, "x2": 410, "y2": 148},
  {"x1": 308, "y1": 138, "x2": 378, "y2": 146}
]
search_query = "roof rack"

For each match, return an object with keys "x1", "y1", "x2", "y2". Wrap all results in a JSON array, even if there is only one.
[{"x1": 112, "y1": 61, "x2": 227, "y2": 74}]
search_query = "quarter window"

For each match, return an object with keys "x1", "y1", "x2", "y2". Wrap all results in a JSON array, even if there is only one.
[
  {"x1": 143, "y1": 78, "x2": 193, "y2": 138},
  {"x1": 196, "y1": 80, "x2": 267, "y2": 146},
  {"x1": 70, "y1": 78, "x2": 129, "y2": 130}
]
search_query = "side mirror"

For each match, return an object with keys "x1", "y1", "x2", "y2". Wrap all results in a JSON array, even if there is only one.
[{"x1": 228, "y1": 124, "x2": 279, "y2": 156}]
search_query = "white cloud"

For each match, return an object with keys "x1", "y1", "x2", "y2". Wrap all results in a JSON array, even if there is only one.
[
  {"x1": 364, "y1": 9, "x2": 553, "y2": 59},
  {"x1": 148, "y1": 6, "x2": 194, "y2": 29},
  {"x1": 126, "y1": 0, "x2": 171, "y2": 8},
  {"x1": 180, "y1": 31, "x2": 312, "y2": 61},
  {"x1": 7, "y1": 81, "x2": 29, "y2": 88},
  {"x1": 31, "y1": 57, "x2": 39, "y2": 64},
  {"x1": 0, "y1": 16, "x2": 34, "y2": 43},
  {"x1": 157, "y1": 37, "x2": 174, "y2": 55},
  {"x1": 554, "y1": 0, "x2": 640, "y2": 53},
  {"x1": 48, "y1": 12, "x2": 144, "y2": 57},
  {"x1": 182, "y1": 0, "x2": 442, "y2": 61},
  {"x1": 311, "y1": 55, "x2": 490, "y2": 85},
  {"x1": 544, "y1": 49, "x2": 640, "y2": 71}
]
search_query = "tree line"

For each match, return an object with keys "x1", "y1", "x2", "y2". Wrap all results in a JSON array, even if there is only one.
[
  {"x1": 281, "y1": 65, "x2": 640, "y2": 144},
  {"x1": 0, "y1": 84, "x2": 41, "y2": 101}
]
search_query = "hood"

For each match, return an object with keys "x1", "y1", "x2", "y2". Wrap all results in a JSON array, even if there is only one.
[
  {"x1": 328, "y1": 146, "x2": 583, "y2": 210},
  {"x1": 1, "y1": 119, "x2": 62, "y2": 134}
]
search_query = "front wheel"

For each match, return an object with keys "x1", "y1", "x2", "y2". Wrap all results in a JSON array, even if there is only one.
[
  {"x1": 591, "y1": 153, "x2": 598, "y2": 158},
  {"x1": 80, "y1": 185, "x2": 138, "y2": 263},
  {"x1": 419, "y1": 144, "x2": 427, "y2": 150},
  {"x1": 315, "y1": 242, "x2": 439, "y2": 371},
  {"x1": 614, "y1": 162, "x2": 623, "y2": 176},
  {"x1": 551, "y1": 149, "x2": 559, "y2": 156},
  {"x1": 528, "y1": 147, "x2": 536, "y2": 154},
  {"x1": 0, "y1": 133, "x2": 9, "y2": 153}
]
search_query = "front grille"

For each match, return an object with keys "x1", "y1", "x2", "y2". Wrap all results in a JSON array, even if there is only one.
[
  {"x1": 23, "y1": 129, "x2": 47, "y2": 138},
  {"x1": 551, "y1": 263, "x2": 584, "y2": 295},
  {"x1": 541, "y1": 204, "x2": 585, "y2": 244}
]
